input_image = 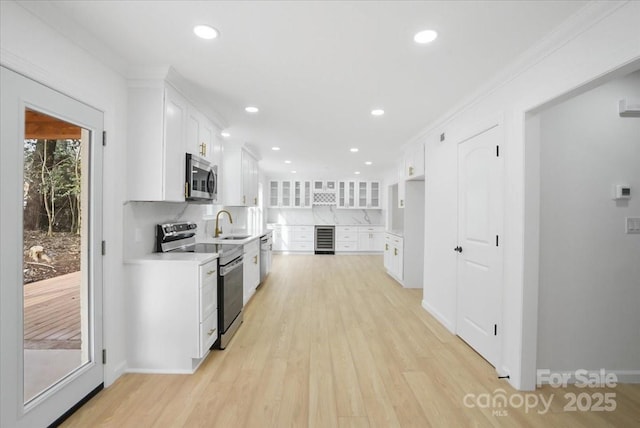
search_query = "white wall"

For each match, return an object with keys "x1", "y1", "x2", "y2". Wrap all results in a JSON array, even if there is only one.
[
  {"x1": 0, "y1": 1, "x2": 128, "y2": 386},
  {"x1": 537, "y1": 71, "x2": 640, "y2": 373},
  {"x1": 420, "y1": 1, "x2": 640, "y2": 389}
]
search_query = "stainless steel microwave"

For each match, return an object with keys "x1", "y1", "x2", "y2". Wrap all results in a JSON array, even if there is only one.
[{"x1": 185, "y1": 153, "x2": 217, "y2": 202}]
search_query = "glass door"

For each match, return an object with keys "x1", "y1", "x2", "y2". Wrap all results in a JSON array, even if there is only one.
[{"x1": 1, "y1": 67, "x2": 103, "y2": 428}]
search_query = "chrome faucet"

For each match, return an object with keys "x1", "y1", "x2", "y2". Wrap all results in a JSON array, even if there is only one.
[{"x1": 214, "y1": 209, "x2": 233, "y2": 237}]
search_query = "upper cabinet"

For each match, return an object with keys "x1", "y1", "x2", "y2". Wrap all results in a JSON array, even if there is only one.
[
  {"x1": 403, "y1": 141, "x2": 425, "y2": 180},
  {"x1": 127, "y1": 82, "x2": 188, "y2": 202},
  {"x1": 268, "y1": 180, "x2": 294, "y2": 208},
  {"x1": 293, "y1": 180, "x2": 312, "y2": 208},
  {"x1": 186, "y1": 107, "x2": 221, "y2": 168},
  {"x1": 337, "y1": 180, "x2": 356, "y2": 208},
  {"x1": 223, "y1": 143, "x2": 259, "y2": 206},
  {"x1": 356, "y1": 181, "x2": 381, "y2": 209},
  {"x1": 313, "y1": 180, "x2": 336, "y2": 193},
  {"x1": 127, "y1": 72, "x2": 224, "y2": 203}
]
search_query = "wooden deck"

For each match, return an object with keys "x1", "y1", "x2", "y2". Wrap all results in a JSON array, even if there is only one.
[{"x1": 24, "y1": 271, "x2": 81, "y2": 350}]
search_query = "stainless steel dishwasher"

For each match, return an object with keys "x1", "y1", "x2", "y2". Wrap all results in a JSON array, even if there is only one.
[{"x1": 259, "y1": 233, "x2": 272, "y2": 283}]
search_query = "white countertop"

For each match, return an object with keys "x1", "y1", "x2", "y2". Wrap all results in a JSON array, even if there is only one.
[
  {"x1": 386, "y1": 230, "x2": 404, "y2": 237},
  {"x1": 207, "y1": 229, "x2": 272, "y2": 246},
  {"x1": 126, "y1": 252, "x2": 218, "y2": 264}
]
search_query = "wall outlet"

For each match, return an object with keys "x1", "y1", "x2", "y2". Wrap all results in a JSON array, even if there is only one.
[{"x1": 626, "y1": 217, "x2": 640, "y2": 234}]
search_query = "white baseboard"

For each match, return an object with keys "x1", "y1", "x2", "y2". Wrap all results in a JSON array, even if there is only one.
[
  {"x1": 104, "y1": 360, "x2": 127, "y2": 387},
  {"x1": 126, "y1": 367, "x2": 194, "y2": 375},
  {"x1": 421, "y1": 299, "x2": 455, "y2": 334}
]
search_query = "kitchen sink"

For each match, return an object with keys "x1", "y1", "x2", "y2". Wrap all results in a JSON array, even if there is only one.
[{"x1": 220, "y1": 235, "x2": 251, "y2": 240}]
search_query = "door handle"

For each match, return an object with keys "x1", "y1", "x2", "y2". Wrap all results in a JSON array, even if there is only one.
[{"x1": 454, "y1": 246, "x2": 463, "y2": 253}]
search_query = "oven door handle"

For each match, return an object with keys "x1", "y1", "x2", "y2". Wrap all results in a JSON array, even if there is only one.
[{"x1": 220, "y1": 257, "x2": 243, "y2": 276}]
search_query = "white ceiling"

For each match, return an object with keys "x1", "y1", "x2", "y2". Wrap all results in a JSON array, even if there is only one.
[{"x1": 45, "y1": 0, "x2": 587, "y2": 179}]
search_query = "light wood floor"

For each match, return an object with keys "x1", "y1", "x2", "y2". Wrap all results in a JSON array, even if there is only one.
[
  {"x1": 24, "y1": 271, "x2": 81, "y2": 349},
  {"x1": 63, "y1": 255, "x2": 639, "y2": 427}
]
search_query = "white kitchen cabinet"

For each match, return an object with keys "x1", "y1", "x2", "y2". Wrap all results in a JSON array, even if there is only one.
[
  {"x1": 313, "y1": 180, "x2": 336, "y2": 192},
  {"x1": 127, "y1": 82, "x2": 188, "y2": 202},
  {"x1": 271, "y1": 225, "x2": 293, "y2": 251},
  {"x1": 243, "y1": 239, "x2": 260, "y2": 304},
  {"x1": 269, "y1": 180, "x2": 294, "y2": 208},
  {"x1": 126, "y1": 256, "x2": 218, "y2": 373},
  {"x1": 187, "y1": 107, "x2": 216, "y2": 163},
  {"x1": 337, "y1": 181, "x2": 357, "y2": 208},
  {"x1": 293, "y1": 180, "x2": 312, "y2": 208},
  {"x1": 336, "y1": 226, "x2": 358, "y2": 252},
  {"x1": 356, "y1": 181, "x2": 381, "y2": 209},
  {"x1": 397, "y1": 160, "x2": 406, "y2": 209},
  {"x1": 291, "y1": 225, "x2": 314, "y2": 251},
  {"x1": 357, "y1": 226, "x2": 384, "y2": 251},
  {"x1": 223, "y1": 143, "x2": 259, "y2": 206},
  {"x1": 404, "y1": 141, "x2": 425, "y2": 180},
  {"x1": 384, "y1": 233, "x2": 404, "y2": 282}
]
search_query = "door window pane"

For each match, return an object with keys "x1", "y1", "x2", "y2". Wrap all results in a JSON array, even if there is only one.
[{"x1": 23, "y1": 109, "x2": 91, "y2": 403}]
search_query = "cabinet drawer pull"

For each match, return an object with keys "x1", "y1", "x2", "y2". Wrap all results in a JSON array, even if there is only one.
[
  {"x1": 385, "y1": 243, "x2": 389, "y2": 250},
  {"x1": 207, "y1": 270, "x2": 216, "y2": 276},
  {"x1": 207, "y1": 329, "x2": 215, "y2": 336},
  {"x1": 394, "y1": 248, "x2": 398, "y2": 256},
  {"x1": 254, "y1": 255, "x2": 258, "y2": 264}
]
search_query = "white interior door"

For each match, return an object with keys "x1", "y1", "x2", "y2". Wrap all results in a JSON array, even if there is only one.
[
  {"x1": 1, "y1": 66, "x2": 103, "y2": 427},
  {"x1": 456, "y1": 125, "x2": 503, "y2": 367}
]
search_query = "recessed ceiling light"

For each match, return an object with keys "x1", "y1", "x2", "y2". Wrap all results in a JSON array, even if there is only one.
[
  {"x1": 371, "y1": 109, "x2": 385, "y2": 116},
  {"x1": 414, "y1": 29, "x2": 438, "y2": 44},
  {"x1": 245, "y1": 106, "x2": 259, "y2": 113},
  {"x1": 350, "y1": 148, "x2": 359, "y2": 153},
  {"x1": 291, "y1": 170, "x2": 297, "y2": 174},
  {"x1": 354, "y1": 171, "x2": 361, "y2": 175},
  {"x1": 365, "y1": 161, "x2": 372, "y2": 165},
  {"x1": 221, "y1": 131, "x2": 230, "y2": 137},
  {"x1": 284, "y1": 160, "x2": 292, "y2": 164},
  {"x1": 193, "y1": 25, "x2": 219, "y2": 40},
  {"x1": 272, "y1": 147, "x2": 280, "y2": 151}
]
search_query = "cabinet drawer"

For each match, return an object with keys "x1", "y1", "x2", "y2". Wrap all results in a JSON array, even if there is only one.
[
  {"x1": 291, "y1": 241, "x2": 313, "y2": 251},
  {"x1": 293, "y1": 225, "x2": 313, "y2": 233},
  {"x1": 200, "y1": 279, "x2": 216, "y2": 321},
  {"x1": 336, "y1": 242, "x2": 357, "y2": 251},
  {"x1": 293, "y1": 231, "x2": 313, "y2": 242},
  {"x1": 336, "y1": 231, "x2": 357, "y2": 242},
  {"x1": 199, "y1": 260, "x2": 217, "y2": 288},
  {"x1": 199, "y1": 310, "x2": 217, "y2": 358},
  {"x1": 359, "y1": 226, "x2": 384, "y2": 233},
  {"x1": 336, "y1": 226, "x2": 355, "y2": 233}
]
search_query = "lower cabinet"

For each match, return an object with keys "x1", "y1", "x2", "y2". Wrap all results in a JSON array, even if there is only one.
[
  {"x1": 243, "y1": 239, "x2": 260, "y2": 304},
  {"x1": 270, "y1": 224, "x2": 384, "y2": 253},
  {"x1": 357, "y1": 226, "x2": 384, "y2": 251},
  {"x1": 384, "y1": 233, "x2": 404, "y2": 282},
  {"x1": 270, "y1": 225, "x2": 313, "y2": 252},
  {"x1": 336, "y1": 226, "x2": 358, "y2": 251},
  {"x1": 126, "y1": 257, "x2": 218, "y2": 373}
]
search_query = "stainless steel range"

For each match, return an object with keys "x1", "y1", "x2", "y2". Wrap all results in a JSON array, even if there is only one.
[{"x1": 155, "y1": 221, "x2": 244, "y2": 350}]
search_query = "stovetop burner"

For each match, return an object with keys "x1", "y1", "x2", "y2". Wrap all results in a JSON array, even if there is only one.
[{"x1": 155, "y1": 222, "x2": 242, "y2": 264}]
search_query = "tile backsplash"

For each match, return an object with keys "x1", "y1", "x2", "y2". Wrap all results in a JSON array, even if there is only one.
[{"x1": 267, "y1": 206, "x2": 383, "y2": 226}]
